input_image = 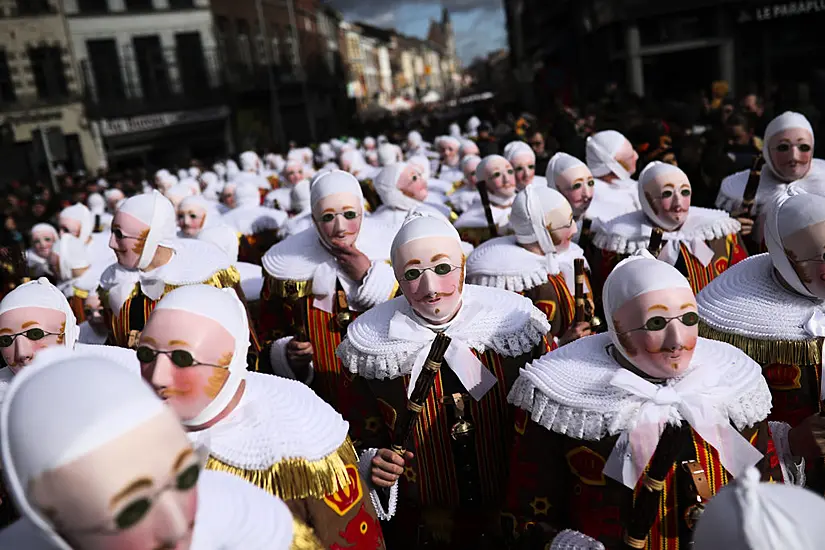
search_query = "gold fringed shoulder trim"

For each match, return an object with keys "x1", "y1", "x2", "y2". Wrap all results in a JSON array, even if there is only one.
[
  {"x1": 266, "y1": 275, "x2": 314, "y2": 300},
  {"x1": 73, "y1": 287, "x2": 89, "y2": 299},
  {"x1": 163, "y1": 266, "x2": 242, "y2": 296},
  {"x1": 291, "y1": 519, "x2": 324, "y2": 550},
  {"x1": 205, "y1": 436, "x2": 359, "y2": 501},
  {"x1": 699, "y1": 322, "x2": 822, "y2": 365}
]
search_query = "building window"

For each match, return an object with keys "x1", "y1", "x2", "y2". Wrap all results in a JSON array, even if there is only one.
[
  {"x1": 175, "y1": 32, "x2": 209, "y2": 97},
  {"x1": 237, "y1": 20, "x2": 252, "y2": 68},
  {"x1": 85, "y1": 39, "x2": 124, "y2": 100},
  {"x1": 77, "y1": 0, "x2": 107, "y2": 13},
  {"x1": 271, "y1": 36, "x2": 280, "y2": 66},
  {"x1": 15, "y1": 0, "x2": 53, "y2": 16},
  {"x1": 304, "y1": 16, "x2": 311, "y2": 32},
  {"x1": 255, "y1": 35, "x2": 266, "y2": 64},
  {"x1": 0, "y1": 50, "x2": 15, "y2": 104},
  {"x1": 124, "y1": 0, "x2": 151, "y2": 11},
  {"x1": 215, "y1": 16, "x2": 229, "y2": 62},
  {"x1": 168, "y1": 0, "x2": 194, "y2": 8},
  {"x1": 132, "y1": 35, "x2": 171, "y2": 99},
  {"x1": 28, "y1": 46, "x2": 68, "y2": 100}
]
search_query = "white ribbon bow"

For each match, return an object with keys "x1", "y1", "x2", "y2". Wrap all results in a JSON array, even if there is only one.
[
  {"x1": 603, "y1": 367, "x2": 763, "y2": 489},
  {"x1": 312, "y1": 259, "x2": 356, "y2": 314},
  {"x1": 657, "y1": 236, "x2": 715, "y2": 268},
  {"x1": 803, "y1": 309, "x2": 825, "y2": 399},
  {"x1": 387, "y1": 304, "x2": 498, "y2": 401}
]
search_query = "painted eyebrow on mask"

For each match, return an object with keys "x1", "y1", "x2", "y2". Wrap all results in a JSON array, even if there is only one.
[
  {"x1": 404, "y1": 259, "x2": 421, "y2": 268},
  {"x1": 680, "y1": 303, "x2": 696, "y2": 310},
  {"x1": 647, "y1": 304, "x2": 668, "y2": 312},
  {"x1": 431, "y1": 254, "x2": 450, "y2": 262},
  {"x1": 21, "y1": 321, "x2": 39, "y2": 329},
  {"x1": 110, "y1": 477, "x2": 153, "y2": 509}
]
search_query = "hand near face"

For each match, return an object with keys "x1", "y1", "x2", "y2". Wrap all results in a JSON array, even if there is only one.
[
  {"x1": 559, "y1": 321, "x2": 592, "y2": 346},
  {"x1": 286, "y1": 339, "x2": 313, "y2": 369},
  {"x1": 371, "y1": 448, "x2": 414, "y2": 488},
  {"x1": 734, "y1": 216, "x2": 754, "y2": 236},
  {"x1": 331, "y1": 244, "x2": 371, "y2": 283}
]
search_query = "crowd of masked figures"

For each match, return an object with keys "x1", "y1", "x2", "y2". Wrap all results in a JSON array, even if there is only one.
[{"x1": 1, "y1": 112, "x2": 825, "y2": 550}]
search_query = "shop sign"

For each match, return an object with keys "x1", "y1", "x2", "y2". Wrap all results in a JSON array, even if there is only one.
[
  {"x1": 740, "y1": 1, "x2": 825, "y2": 22},
  {"x1": 100, "y1": 106, "x2": 230, "y2": 137}
]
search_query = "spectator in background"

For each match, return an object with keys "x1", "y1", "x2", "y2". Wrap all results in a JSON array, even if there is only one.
[
  {"x1": 740, "y1": 89, "x2": 768, "y2": 136},
  {"x1": 725, "y1": 110, "x2": 762, "y2": 172},
  {"x1": 528, "y1": 129, "x2": 551, "y2": 176},
  {"x1": 476, "y1": 121, "x2": 500, "y2": 156}
]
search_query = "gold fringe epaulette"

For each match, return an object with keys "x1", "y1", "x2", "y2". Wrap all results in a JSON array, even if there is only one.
[
  {"x1": 266, "y1": 276, "x2": 313, "y2": 300},
  {"x1": 73, "y1": 287, "x2": 89, "y2": 299},
  {"x1": 205, "y1": 436, "x2": 358, "y2": 501},
  {"x1": 291, "y1": 519, "x2": 324, "y2": 550},
  {"x1": 699, "y1": 322, "x2": 822, "y2": 365},
  {"x1": 163, "y1": 265, "x2": 241, "y2": 295}
]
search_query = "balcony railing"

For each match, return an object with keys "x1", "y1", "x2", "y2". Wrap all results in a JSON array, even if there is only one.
[{"x1": 80, "y1": 47, "x2": 227, "y2": 119}]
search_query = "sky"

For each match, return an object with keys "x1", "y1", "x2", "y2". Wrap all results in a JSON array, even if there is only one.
[{"x1": 324, "y1": 0, "x2": 507, "y2": 66}]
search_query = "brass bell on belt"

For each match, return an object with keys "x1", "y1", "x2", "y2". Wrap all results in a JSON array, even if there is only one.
[
  {"x1": 451, "y1": 418, "x2": 474, "y2": 440},
  {"x1": 336, "y1": 310, "x2": 352, "y2": 330},
  {"x1": 589, "y1": 316, "x2": 603, "y2": 330}
]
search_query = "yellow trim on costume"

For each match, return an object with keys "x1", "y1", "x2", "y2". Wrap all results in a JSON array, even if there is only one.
[
  {"x1": 73, "y1": 287, "x2": 89, "y2": 299},
  {"x1": 699, "y1": 322, "x2": 821, "y2": 365},
  {"x1": 163, "y1": 266, "x2": 241, "y2": 295},
  {"x1": 204, "y1": 436, "x2": 359, "y2": 501},
  {"x1": 291, "y1": 519, "x2": 324, "y2": 550},
  {"x1": 268, "y1": 278, "x2": 314, "y2": 300}
]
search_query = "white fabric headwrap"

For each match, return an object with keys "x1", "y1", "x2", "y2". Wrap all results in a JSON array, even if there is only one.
[
  {"x1": 390, "y1": 210, "x2": 462, "y2": 267},
  {"x1": 165, "y1": 183, "x2": 194, "y2": 203},
  {"x1": 503, "y1": 141, "x2": 535, "y2": 164},
  {"x1": 763, "y1": 111, "x2": 815, "y2": 182},
  {"x1": 240, "y1": 151, "x2": 261, "y2": 173},
  {"x1": 602, "y1": 253, "x2": 691, "y2": 364},
  {"x1": 119, "y1": 191, "x2": 178, "y2": 270},
  {"x1": 377, "y1": 143, "x2": 398, "y2": 166},
  {"x1": 461, "y1": 155, "x2": 481, "y2": 179},
  {"x1": 198, "y1": 225, "x2": 240, "y2": 263},
  {"x1": 510, "y1": 185, "x2": 565, "y2": 252},
  {"x1": 1, "y1": 354, "x2": 167, "y2": 550},
  {"x1": 586, "y1": 130, "x2": 631, "y2": 180},
  {"x1": 693, "y1": 466, "x2": 825, "y2": 550},
  {"x1": 30, "y1": 223, "x2": 57, "y2": 242},
  {"x1": 55, "y1": 234, "x2": 90, "y2": 282},
  {"x1": 290, "y1": 179, "x2": 311, "y2": 213},
  {"x1": 86, "y1": 193, "x2": 105, "y2": 215},
  {"x1": 309, "y1": 170, "x2": 364, "y2": 217},
  {"x1": 545, "y1": 152, "x2": 587, "y2": 190},
  {"x1": 0, "y1": 277, "x2": 79, "y2": 349},
  {"x1": 438, "y1": 136, "x2": 460, "y2": 150},
  {"x1": 408, "y1": 131, "x2": 422, "y2": 147},
  {"x1": 408, "y1": 155, "x2": 431, "y2": 182},
  {"x1": 233, "y1": 182, "x2": 261, "y2": 209},
  {"x1": 59, "y1": 204, "x2": 94, "y2": 243},
  {"x1": 179, "y1": 195, "x2": 220, "y2": 231},
  {"x1": 375, "y1": 163, "x2": 423, "y2": 211},
  {"x1": 459, "y1": 139, "x2": 479, "y2": 157},
  {"x1": 152, "y1": 285, "x2": 249, "y2": 427}
]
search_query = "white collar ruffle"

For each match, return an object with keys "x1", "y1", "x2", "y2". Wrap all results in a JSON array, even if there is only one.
[
  {"x1": 453, "y1": 203, "x2": 511, "y2": 229},
  {"x1": 716, "y1": 159, "x2": 825, "y2": 215},
  {"x1": 593, "y1": 206, "x2": 740, "y2": 255},
  {"x1": 222, "y1": 205, "x2": 287, "y2": 235},
  {"x1": 697, "y1": 253, "x2": 823, "y2": 341},
  {"x1": 507, "y1": 332, "x2": 771, "y2": 441},
  {"x1": 188, "y1": 372, "x2": 349, "y2": 470},
  {"x1": 99, "y1": 239, "x2": 232, "y2": 315},
  {"x1": 337, "y1": 284, "x2": 550, "y2": 380}
]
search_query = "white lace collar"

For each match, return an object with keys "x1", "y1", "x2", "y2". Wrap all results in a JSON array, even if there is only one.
[
  {"x1": 593, "y1": 206, "x2": 740, "y2": 254},
  {"x1": 453, "y1": 203, "x2": 511, "y2": 229},
  {"x1": 222, "y1": 205, "x2": 286, "y2": 235},
  {"x1": 188, "y1": 372, "x2": 349, "y2": 470},
  {"x1": 99, "y1": 239, "x2": 232, "y2": 315},
  {"x1": 717, "y1": 159, "x2": 825, "y2": 214},
  {"x1": 337, "y1": 284, "x2": 550, "y2": 380},
  {"x1": 697, "y1": 253, "x2": 823, "y2": 341},
  {"x1": 508, "y1": 333, "x2": 770, "y2": 441},
  {"x1": 0, "y1": 367, "x2": 13, "y2": 407}
]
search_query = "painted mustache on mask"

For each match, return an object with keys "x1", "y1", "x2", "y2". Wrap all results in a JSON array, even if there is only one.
[
  {"x1": 418, "y1": 289, "x2": 456, "y2": 300},
  {"x1": 158, "y1": 387, "x2": 191, "y2": 398},
  {"x1": 644, "y1": 343, "x2": 696, "y2": 354}
]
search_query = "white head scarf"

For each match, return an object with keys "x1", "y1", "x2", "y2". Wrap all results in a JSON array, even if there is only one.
[
  {"x1": 545, "y1": 152, "x2": 587, "y2": 190},
  {"x1": 693, "y1": 467, "x2": 825, "y2": 550},
  {"x1": 476, "y1": 155, "x2": 514, "y2": 203},
  {"x1": 310, "y1": 170, "x2": 363, "y2": 219},
  {"x1": 240, "y1": 151, "x2": 261, "y2": 173},
  {"x1": 586, "y1": 129, "x2": 631, "y2": 180},
  {"x1": 407, "y1": 131, "x2": 423, "y2": 148},
  {"x1": 197, "y1": 225, "x2": 240, "y2": 263},
  {"x1": 602, "y1": 253, "x2": 692, "y2": 365},
  {"x1": 1, "y1": 353, "x2": 167, "y2": 550},
  {"x1": 363, "y1": 136, "x2": 376, "y2": 148},
  {"x1": 503, "y1": 140, "x2": 535, "y2": 164},
  {"x1": 461, "y1": 155, "x2": 481, "y2": 179},
  {"x1": 226, "y1": 160, "x2": 240, "y2": 180},
  {"x1": 438, "y1": 136, "x2": 461, "y2": 151},
  {"x1": 374, "y1": 162, "x2": 423, "y2": 211},
  {"x1": 459, "y1": 139, "x2": 479, "y2": 158},
  {"x1": 59, "y1": 204, "x2": 94, "y2": 243},
  {"x1": 510, "y1": 186, "x2": 568, "y2": 274},
  {"x1": 340, "y1": 149, "x2": 367, "y2": 176},
  {"x1": 449, "y1": 123, "x2": 461, "y2": 138},
  {"x1": 637, "y1": 161, "x2": 688, "y2": 231},
  {"x1": 86, "y1": 193, "x2": 105, "y2": 215},
  {"x1": 177, "y1": 169, "x2": 188, "y2": 181},
  {"x1": 234, "y1": 182, "x2": 261, "y2": 209},
  {"x1": 55, "y1": 234, "x2": 90, "y2": 282},
  {"x1": 466, "y1": 116, "x2": 480, "y2": 133},
  {"x1": 763, "y1": 111, "x2": 815, "y2": 182},
  {"x1": 188, "y1": 166, "x2": 201, "y2": 178},
  {"x1": 118, "y1": 191, "x2": 178, "y2": 270},
  {"x1": 290, "y1": 179, "x2": 311, "y2": 213},
  {"x1": 377, "y1": 143, "x2": 399, "y2": 166},
  {"x1": 408, "y1": 155, "x2": 431, "y2": 183},
  {"x1": 0, "y1": 278, "x2": 79, "y2": 350},
  {"x1": 179, "y1": 195, "x2": 220, "y2": 231},
  {"x1": 390, "y1": 210, "x2": 462, "y2": 268},
  {"x1": 765, "y1": 188, "x2": 825, "y2": 298},
  {"x1": 153, "y1": 285, "x2": 249, "y2": 426},
  {"x1": 103, "y1": 189, "x2": 125, "y2": 211},
  {"x1": 30, "y1": 223, "x2": 58, "y2": 244},
  {"x1": 165, "y1": 183, "x2": 195, "y2": 204},
  {"x1": 199, "y1": 171, "x2": 223, "y2": 201}
]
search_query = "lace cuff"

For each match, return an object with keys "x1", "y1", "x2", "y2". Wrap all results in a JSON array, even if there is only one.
[
  {"x1": 769, "y1": 421, "x2": 806, "y2": 486},
  {"x1": 357, "y1": 448, "x2": 398, "y2": 521},
  {"x1": 354, "y1": 261, "x2": 398, "y2": 310},
  {"x1": 550, "y1": 529, "x2": 605, "y2": 550},
  {"x1": 269, "y1": 336, "x2": 314, "y2": 385}
]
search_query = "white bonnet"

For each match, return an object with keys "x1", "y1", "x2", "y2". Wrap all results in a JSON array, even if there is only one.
[
  {"x1": 118, "y1": 191, "x2": 178, "y2": 270},
  {"x1": 637, "y1": 161, "x2": 689, "y2": 231},
  {"x1": 310, "y1": 170, "x2": 363, "y2": 217},
  {"x1": 763, "y1": 111, "x2": 815, "y2": 180},
  {"x1": 58, "y1": 204, "x2": 94, "y2": 243},
  {"x1": 0, "y1": 277, "x2": 79, "y2": 351},
  {"x1": 390, "y1": 211, "x2": 461, "y2": 267},
  {"x1": 504, "y1": 141, "x2": 535, "y2": 163},
  {"x1": 545, "y1": 152, "x2": 587, "y2": 189},
  {"x1": 586, "y1": 129, "x2": 631, "y2": 179},
  {"x1": 510, "y1": 185, "x2": 568, "y2": 254}
]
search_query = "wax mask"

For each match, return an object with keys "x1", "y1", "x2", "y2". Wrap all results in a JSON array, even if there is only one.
[
  {"x1": 286, "y1": 164, "x2": 304, "y2": 185},
  {"x1": 545, "y1": 203, "x2": 577, "y2": 252},
  {"x1": 614, "y1": 138, "x2": 639, "y2": 176},
  {"x1": 58, "y1": 217, "x2": 82, "y2": 239},
  {"x1": 139, "y1": 309, "x2": 234, "y2": 423},
  {"x1": 339, "y1": 159, "x2": 352, "y2": 173},
  {"x1": 32, "y1": 231, "x2": 56, "y2": 259},
  {"x1": 0, "y1": 306, "x2": 66, "y2": 373},
  {"x1": 397, "y1": 164, "x2": 428, "y2": 202},
  {"x1": 395, "y1": 236, "x2": 464, "y2": 324},
  {"x1": 84, "y1": 294, "x2": 106, "y2": 331},
  {"x1": 555, "y1": 165, "x2": 595, "y2": 218},
  {"x1": 29, "y1": 410, "x2": 199, "y2": 550},
  {"x1": 784, "y1": 219, "x2": 825, "y2": 300},
  {"x1": 612, "y1": 288, "x2": 699, "y2": 379},
  {"x1": 769, "y1": 128, "x2": 813, "y2": 182},
  {"x1": 461, "y1": 142, "x2": 480, "y2": 157},
  {"x1": 313, "y1": 192, "x2": 362, "y2": 249},
  {"x1": 440, "y1": 142, "x2": 459, "y2": 166},
  {"x1": 644, "y1": 170, "x2": 691, "y2": 231},
  {"x1": 512, "y1": 151, "x2": 536, "y2": 191},
  {"x1": 221, "y1": 186, "x2": 236, "y2": 209},
  {"x1": 481, "y1": 158, "x2": 516, "y2": 198},
  {"x1": 462, "y1": 159, "x2": 481, "y2": 186},
  {"x1": 109, "y1": 211, "x2": 149, "y2": 269},
  {"x1": 177, "y1": 205, "x2": 206, "y2": 238}
]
